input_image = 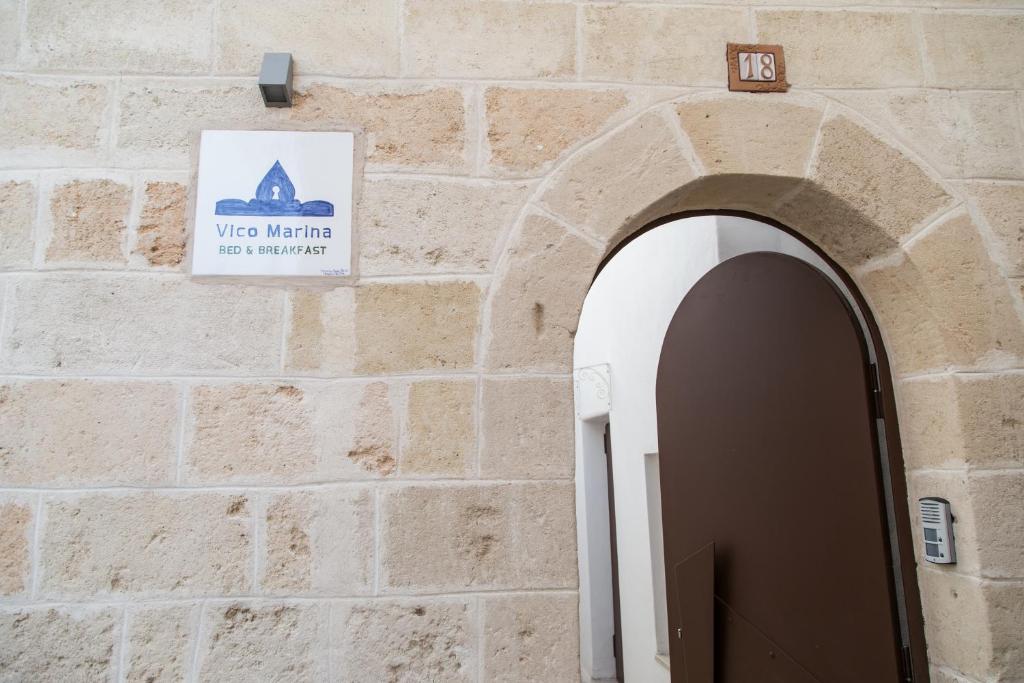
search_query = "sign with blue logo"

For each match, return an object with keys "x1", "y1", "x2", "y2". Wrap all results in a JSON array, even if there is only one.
[{"x1": 192, "y1": 130, "x2": 354, "y2": 277}]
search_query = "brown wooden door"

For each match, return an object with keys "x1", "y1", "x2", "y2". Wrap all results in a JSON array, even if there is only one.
[{"x1": 656, "y1": 252, "x2": 905, "y2": 682}]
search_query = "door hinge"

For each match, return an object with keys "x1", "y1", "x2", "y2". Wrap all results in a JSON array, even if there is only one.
[
  {"x1": 612, "y1": 632, "x2": 617, "y2": 653},
  {"x1": 869, "y1": 363, "x2": 885, "y2": 419},
  {"x1": 900, "y1": 645, "x2": 914, "y2": 682}
]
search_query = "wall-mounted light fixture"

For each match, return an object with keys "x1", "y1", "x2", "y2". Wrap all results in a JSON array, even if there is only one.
[{"x1": 259, "y1": 53, "x2": 293, "y2": 108}]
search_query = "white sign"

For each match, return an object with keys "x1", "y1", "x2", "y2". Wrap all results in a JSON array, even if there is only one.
[{"x1": 192, "y1": 130, "x2": 354, "y2": 277}]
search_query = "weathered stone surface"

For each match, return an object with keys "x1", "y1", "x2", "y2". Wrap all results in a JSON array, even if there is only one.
[
  {"x1": 358, "y1": 178, "x2": 529, "y2": 275},
  {"x1": 968, "y1": 182, "x2": 1024, "y2": 277},
  {"x1": 480, "y1": 378, "x2": 574, "y2": 479},
  {"x1": 216, "y1": 0, "x2": 398, "y2": 76},
  {"x1": 985, "y1": 582, "x2": 1024, "y2": 677},
  {"x1": 904, "y1": 212, "x2": 1024, "y2": 369},
  {"x1": 0, "y1": 607, "x2": 118, "y2": 680},
  {"x1": 0, "y1": 497, "x2": 32, "y2": 596},
  {"x1": 332, "y1": 599, "x2": 476, "y2": 681},
  {"x1": 540, "y1": 111, "x2": 695, "y2": 243},
  {"x1": 39, "y1": 493, "x2": 252, "y2": 598},
  {"x1": 676, "y1": 96, "x2": 824, "y2": 177},
  {"x1": 0, "y1": 0, "x2": 16, "y2": 65},
  {"x1": 24, "y1": 0, "x2": 213, "y2": 72},
  {"x1": 45, "y1": 179, "x2": 130, "y2": 264},
  {"x1": 185, "y1": 381, "x2": 395, "y2": 484},
  {"x1": 197, "y1": 602, "x2": 327, "y2": 682},
  {"x1": 0, "y1": 180, "x2": 35, "y2": 270},
  {"x1": 405, "y1": 0, "x2": 575, "y2": 79},
  {"x1": 0, "y1": 76, "x2": 110, "y2": 162},
  {"x1": 757, "y1": 10, "x2": 923, "y2": 87},
  {"x1": 856, "y1": 255, "x2": 948, "y2": 375},
  {"x1": 125, "y1": 604, "x2": 198, "y2": 683},
  {"x1": 284, "y1": 288, "x2": 356, "y2": 375},
  {"x1": 116, "y1": 80, "x2": 268, "y2": 166},
  {"x1": 583, "y1": 5, "x2": 746, "y2": 85},
  {"x1": 833, "y1": 91, "x2": 1024, "y2": 181},
  {"x1": 787, "y1": 115, "x2": 952, "y2": 264},
  {"x1": 900, "y1": 373, "x2": 1024, "y2": 471},
  {"x1": 967, "y1": 473, "x2": 1024, "y2": 579},
  {"x1": 0, "y1": 380, "x2": 178, "y2": 486},
  {"x1": 134, "y1": 181, "x2": 188, "y2": 268},
  {"x1": 922, "y1": 13, "x2": 1024, "y2": 88},
  {"x1": 403, "y1": 379, "x2": 476, "y2": 477},
  {"x1": 380, "y1": 483, "x2": 576, "y2": 592},
  {"x1": 482, "y1": 593, "x2": 580, "y2": 682},
  {"x1": 355, "y1": 281, "x2": 480, "y2": 374},
  {"x1": 485, "y1": 88, "x2": 629, "y2": 175},
  {"x1": 918, "y1": 571, "x2": 993, "y2": 678},
  {"x1": 261, "y1": 487, "x2": 374, "y2": 595},
  {"x1": 293, "y1": 84, "x2": 468, "y2": 171},
  {"x1": 485, "y1": 214, "x2": 601, "y2": 372},
  {"x1": 1, "y1": 275, "x2": 284, "y2": 373}
]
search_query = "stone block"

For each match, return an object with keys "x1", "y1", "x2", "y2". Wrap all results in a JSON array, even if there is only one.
[
  {"x1": 0, "y1": 496, "x2": 33, "y2": 597},
  {"x1": 480, "y1": 378, "x2": 574, "y2": 479},
  {"x1": 582, "y1": 5, "x2": 747, "y2": 85},
  {"x1": 484, "y1": 87, "x2": 629, "y2": 175},
  {"x1": 197, "y1": 602, "x2": 328, "y2": 682},
  {"x1": 967, "y1": 472, "x2": 1024, "y2": 579},
  {"x1": 39, "y1": 492, "x2": 252, "y2": 598},
  {"x1": 116, "y1": 80, "x2": 269, "y2": 167},
  {"x1": 952, "y1": 373, "x2": 1024, "y2": 469},
  {"x1": 485, "y1": 214, "x2": 601, "y2": 372},
  {"x1": 284, "y1": 287, "x2": 356, "y2": 375},
  {"x1": 0, "y1": 606, "x2": 119, "y2": 681},
  {"x1": 125, "y1": 604, "x2": 198, "y2": 683},
  {"x1": 905, "y1": 212, "x2": 1024, "y2": 368},
  {"x1": 24, "y1": 0, "x2": 214, "y2": 72},
  {"x1": 897, "y1": 376, "x2": 964, "y2": 470},
  {"x1": 0, "y1": 380, "x2": 178, "y2": 486},
  {"x1": 968, "y1": 182, "x2": 1024, "y2": 278},
  {"x1": 45, "y1": 178, "x2": 130, "y2": 264},
  {"x1": 756, "y1": 10, "x2": 923, "y2": 87},
  {"x1": 482, "y1": 593, "x2": 580, "y2": 682},
  {"x1": 261, "y1": 487, "x2": 374, "y2": 595},
  {"x1": 185, "y1": 381, "x2": 395, "y2": 484},
  {"x1": 1, "y1": 275, "x2": 284, "y2": 374},
  {"x1": 380, "y1": 483, "x2": 577, "y2": 593},
  {"x1": 540, "y1": 111, "x2": 696, "y2": 243},
  {"x1": 354, "y1": 281, "x2": 479, "y2": 374},
  {"x1": 216, "y1": 0, "x2": 399, "y2": 77},
  {"x1": 676, "y1": 96, "x2": 824, "y2": 177},
  {"x1": 0, "y1": 1, "x2": 16, "y2": 65},
  {"x1": 800, "y1": 115, "x2": 952, "y2": 264},
  {"x1": 292, "y1": 84, "x2": 468, "y2": 171},
  {"x1": 134, "y1": 181, "x2": 188, "y2": 268},
  {"x1": 358, "y1": 177, "x2": 529, "y2": 275},
  {"x1": 922, "y1": 13, "x2": 1024, "y2": 88},
  {"x1": 832, "y1": 91, "x2": 1024, "y2": 181},
  {"x1": 986, "y1": 582, "x2": 1024, "y2": 677},
  {"x1": 403, "y1": 379, "x2": 476, "y2": 477},
  {"x1": 917, "y1": 570, "x2": 993, "y2": 678},
  {"x1": 405, "y1": 0, "x2": 575, "y2": 79},
  {"x1": 0, "y1": 76, "x2": 110, "y2": 165},
  {"x1": 332, "y1": 599, "x2": 477, "y2": 682},
  {"x1": 0, "y1": 180, "x2": 35, "y2": 270}
]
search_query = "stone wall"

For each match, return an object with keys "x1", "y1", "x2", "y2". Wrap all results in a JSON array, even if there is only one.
[{"x1": 0, "y1": 1, "x2": 1022, "y2": 681}]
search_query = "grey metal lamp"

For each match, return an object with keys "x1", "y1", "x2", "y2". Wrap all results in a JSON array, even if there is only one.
[{"x1": 258, "y1": 53, "x2": 293, "y2": 108}]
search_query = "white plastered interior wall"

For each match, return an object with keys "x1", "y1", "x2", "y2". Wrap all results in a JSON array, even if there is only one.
[{"x1": 573, "y1": 214, "x2": 867, "y2": 682}]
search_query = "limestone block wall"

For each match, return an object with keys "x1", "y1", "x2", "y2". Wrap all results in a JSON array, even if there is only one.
[{"x1": 0, "y1": 1, "x2": 1021, "y2": 681}]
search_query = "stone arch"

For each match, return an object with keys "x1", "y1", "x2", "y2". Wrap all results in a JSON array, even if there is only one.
[{"x1": 480, "y1": 91, "x2": 1024, "y2": 678}]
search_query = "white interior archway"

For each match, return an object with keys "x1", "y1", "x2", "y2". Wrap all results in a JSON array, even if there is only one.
[{"x1": 573, "y1": 214, "x2": 869, "y2": 682}]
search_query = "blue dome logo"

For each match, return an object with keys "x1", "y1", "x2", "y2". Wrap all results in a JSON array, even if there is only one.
[{"x1": 215, "y1": 161, "x2": 334, "y2": 217}]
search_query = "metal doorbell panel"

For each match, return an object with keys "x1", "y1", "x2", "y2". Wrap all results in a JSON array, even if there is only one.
[{"x1": 919, "y1": 497, "x2": 956, "y2": 564}]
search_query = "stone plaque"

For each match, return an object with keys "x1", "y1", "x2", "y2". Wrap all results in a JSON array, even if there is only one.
[
  {"x1": 192, "y1": 130, "x2": 354, "y2": 278},
  {"x1": 727, "y1": 43, "x2": 789, "y2": 93}
]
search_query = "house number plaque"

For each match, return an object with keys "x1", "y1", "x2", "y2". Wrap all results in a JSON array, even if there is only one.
[{"x1": 727, "y1": 43, "x2": 789, "y2": 93}]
